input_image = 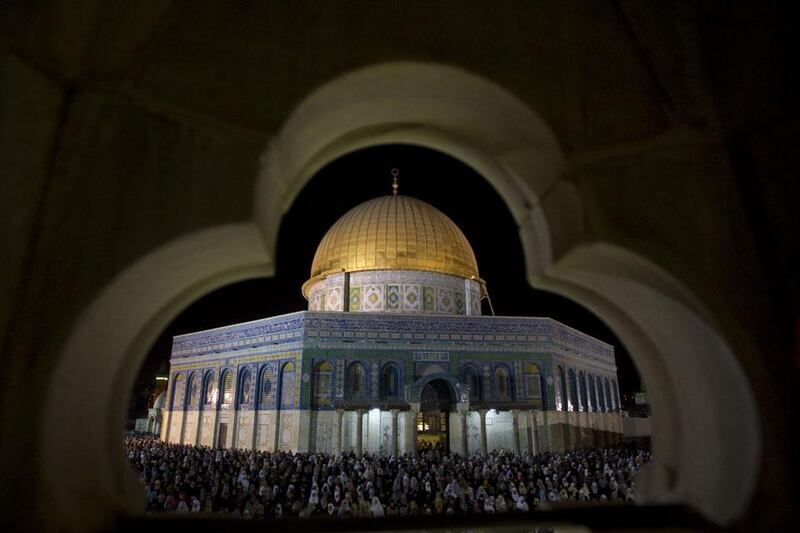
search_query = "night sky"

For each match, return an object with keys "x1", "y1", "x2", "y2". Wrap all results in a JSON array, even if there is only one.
[{"x1": 130, "y1": 145, "x2": 641, "y2": 417}]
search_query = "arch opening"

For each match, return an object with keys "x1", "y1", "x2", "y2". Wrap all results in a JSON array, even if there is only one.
[{"x1": 42, "y1": 61, "x2": 759, "y2": 530}]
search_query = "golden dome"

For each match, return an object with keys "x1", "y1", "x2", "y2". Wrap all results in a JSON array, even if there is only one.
[{"x1": 303, "y1": 195, "x2": 480, "y2": 297}]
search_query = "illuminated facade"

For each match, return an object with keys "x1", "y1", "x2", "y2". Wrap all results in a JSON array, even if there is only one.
[{"x1": 162, "y1": 191, "x2": 622, "y2": 454}]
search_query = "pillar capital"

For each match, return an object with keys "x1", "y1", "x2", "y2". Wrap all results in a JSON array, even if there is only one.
[{"x1": 408, "y1": 402, "x2": 421, "y2": 413}]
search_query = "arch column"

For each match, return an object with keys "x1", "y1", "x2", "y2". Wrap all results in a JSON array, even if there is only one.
[
  {"x1": 456, "y1": 402, "x2": 469, "y2": 455},
  {"x1": 511, "y1": 409, "x2": 521, "y2": 454},
  {"x1": 408, "y1": 402, "x2": 420, "y2": 455},
  {"x1": 355, "y1": 409, "x2": 365, "y2": 457},
  {"x1": 478, "y1": 409, "x2": 488, "y2": 455},
  {"x1": 540, "y1": 409, "x2": 552, "y2": 453},
  {"x1": 527, "y1": 409, "x2": 538, "y2": 454},
  {"x1": 335, "y1": 408, "x2": 344, "y2": 455},
  {"x1": 390, "y1": 409, "x2": 399, "y2": 457}
]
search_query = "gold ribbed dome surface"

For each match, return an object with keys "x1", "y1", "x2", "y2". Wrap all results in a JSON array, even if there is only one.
[{"x1": 305, "y1": 195, "x2": 479, "y2": 292}]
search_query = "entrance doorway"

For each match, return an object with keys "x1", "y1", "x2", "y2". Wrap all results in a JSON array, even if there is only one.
[{"x1": 417, "y1": 379, "x2": 454, "y2": 452}]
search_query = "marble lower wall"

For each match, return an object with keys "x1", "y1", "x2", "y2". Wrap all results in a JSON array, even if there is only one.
[
  {"x1": 309, "y1": 411, "x2": 336, "y2": 454},
  {"x1": 235, "y1": 411, "x2": 254, "y2": 449},
  {"x1": 161, "y1": 407, "x2": 623, "y2": 455},
  {"x1": 181, "y1": 410, "x2": 200, "y2": 445},
  {"x1": 544, "y1": 410, "x2": 624, "y2": 452},
  {"x1": 277, "y1": 410, "x2": 300, "y2": 451},
  {"x1": 255, "y1": 410, "x2": 277, "y2": 451},
  {"x1": 486, "y1": 410, "x2": 515, "y2": 451},
  {"x1": 199, "y1": 411, "x2": 215, "y2": 447},
  {"x1": 167, "y1": 410, "x2": 183, "y2": 443}
]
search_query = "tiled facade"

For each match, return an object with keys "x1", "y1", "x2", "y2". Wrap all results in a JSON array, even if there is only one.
[
  {"x1": 306, "y1": 270, "x2": 483, "y2": 316},
  {"x1": 162, "y1": 194, "x2": 622, "y2": 455},
  {"x1": 162, "y1": 311, "x2": 623, "y2": 455}
]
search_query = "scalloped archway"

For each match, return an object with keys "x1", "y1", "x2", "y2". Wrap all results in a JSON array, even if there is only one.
[{"x1": 41, "y1": 61, "x2": 759, "y2": 530}]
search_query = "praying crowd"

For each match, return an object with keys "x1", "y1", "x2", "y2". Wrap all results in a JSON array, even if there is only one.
[{"x1": 125, "y1": 434, "x2": 650, "y2": 519}]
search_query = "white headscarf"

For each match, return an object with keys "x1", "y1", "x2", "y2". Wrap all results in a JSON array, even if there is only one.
[{"x1": 370, "y1": 496, "x2": 385, "y2": 517}]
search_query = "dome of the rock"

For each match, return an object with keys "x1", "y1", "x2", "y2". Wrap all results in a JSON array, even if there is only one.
[{"x1": 303, "y1": 195, "x2": 480, "y2": 295}]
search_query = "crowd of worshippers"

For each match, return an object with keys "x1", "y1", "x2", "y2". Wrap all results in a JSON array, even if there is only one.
[{"x1": 125, "y1": 434, "x2": 650, "y2": 518}]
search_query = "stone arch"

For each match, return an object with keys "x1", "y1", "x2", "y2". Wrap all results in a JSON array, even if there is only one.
[
  {"x1": 555, "y1": 365, "x2": 567, "y2": 411},
  {"x1": 40, "y1": 61, "x2": 759, "y2": 529},
  {"x1": 460, "y1": 363, "x2": 482, "y2": 402},
  {"x1": 185, "y1": 372, "x2": 199, "y2": 410},
  {"x1": 41, "y1": 224, "x2": 270, "y2": 528},
  {"x1": 219, "y1": 369, "x2": 234, "y2": 408},
  {"x1": 493, "y1": 363, "x2": 514, "y2": 401},
  {"x1": 596, "y1": 375, "x2": 607, "y2": 412},
  {"x1": 344, "y1": 361, "x2": 367, "y2": 401},
  {"x1": 201, "y1": 370, "x2": 216, "y2": 409},
  {"x1": 168, "y1": 372, "x2": 183, "y2": 410},
  {"x1": 312, "y1": 360, "x2": 333, "y2": 406},
  {"x1": 567, "y1": 368, "x2": 578, "y2": 411},
  {"x1": 256, "y1": 364, "x2": 274, "y2": 409},
  {"x1": 587, "y1": 373, "x2": 597, "y2": 412},
  {"x1": 278, "y1": 361, "x2": 296, "y2": 409},
  {"x1": 578, "y1": 371, "x2": 589, "y2": 412},
  {"x1": 379, "y1": 362, "x2": 400, "y2": 400},
  {"x1": 408, "y1": 372, "x2": 462, "y2": 405},
  {"x1": 237, "y1": 367, "x2": 253, "y2": 406}
]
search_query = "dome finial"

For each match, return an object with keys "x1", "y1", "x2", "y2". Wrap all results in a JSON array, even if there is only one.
[{"x1": 391, "y1": 168, "x2": 399, "y2": 195}]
